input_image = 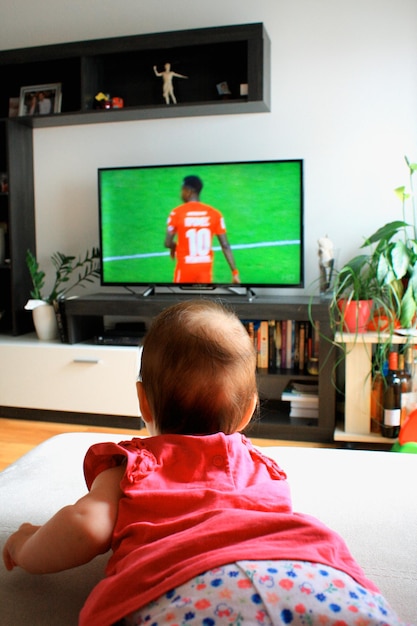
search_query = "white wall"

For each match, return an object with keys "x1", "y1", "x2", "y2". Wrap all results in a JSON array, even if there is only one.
[{"x1": 2, "y1": 0, "x2": 417, "y2": 296}]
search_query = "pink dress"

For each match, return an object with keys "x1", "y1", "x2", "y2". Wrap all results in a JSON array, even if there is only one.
[{"x1": 78, "y1": 433, "x2": 386, "y2": 626}]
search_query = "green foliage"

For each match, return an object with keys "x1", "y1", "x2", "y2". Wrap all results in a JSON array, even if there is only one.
[
  {"x1": 26, "y1": 248, "x2": 100, "y2": 304},
  {"x1": 330, "y1": 156, "x2": 417, "y2": 331}
]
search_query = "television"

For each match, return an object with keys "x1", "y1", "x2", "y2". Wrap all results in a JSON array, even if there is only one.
[{"x1": 98, "y1": 159, "x2": 304, "y2": 293}]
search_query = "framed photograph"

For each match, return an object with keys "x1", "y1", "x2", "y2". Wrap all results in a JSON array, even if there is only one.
[{"x1": 18, "y1": 83, "x2": 62, "y2": 116}]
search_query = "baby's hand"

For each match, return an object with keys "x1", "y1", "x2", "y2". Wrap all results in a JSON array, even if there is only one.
[{"x1": 3, "y1": 523, "x2": 40, "y2": 571}]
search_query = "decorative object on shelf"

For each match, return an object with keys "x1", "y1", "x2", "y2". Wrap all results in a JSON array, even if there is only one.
[
  {"x1": 27, "y1": 301, "x2": 59, "y2": 341},
  {"x1": 94, "y1": 92, "x2": 112, "y2": 109},
  {"x1": 111, "y1": 97, "x2": 124, "y2": 109},
  {"x1": 18, "y1": 83, "x2": 62, "y2": 116},
  {"x1": 153, "y1": 63, "x2": 188, "y2": 104},
  {"x1": 318, "y1": 235, "x2": 335, "y2": 296},
  {"x1": 216, "y1": 81, "x2": 231, "y2": 98},
  {"x1": 94, "y1": 92, "x2": 124, "y2": 110},
  {"x1": 25, "y1": 248, "x2": 100, "y2": 341}
]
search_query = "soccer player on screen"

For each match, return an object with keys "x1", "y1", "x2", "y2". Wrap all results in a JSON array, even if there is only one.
[{"x1": 164, "y1": 175, "x2": 240, "y2": 284}]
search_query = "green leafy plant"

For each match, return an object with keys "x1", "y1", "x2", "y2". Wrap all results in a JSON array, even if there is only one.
[
  {"x1": 26, "y1": 248, "x2": 100, "y2": 304},
  {"x1": 330, "y1": 156, "x2": 417, "y2": 332}
]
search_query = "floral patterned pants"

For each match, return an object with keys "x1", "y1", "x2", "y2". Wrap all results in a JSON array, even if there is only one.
[{"x1": 119, "y1": 560, "x2": 408, "y2": 626}]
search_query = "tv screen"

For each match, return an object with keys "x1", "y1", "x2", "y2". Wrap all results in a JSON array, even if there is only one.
[{"x1": 98, "y1": 160, "x2": 304, "y2": 290}]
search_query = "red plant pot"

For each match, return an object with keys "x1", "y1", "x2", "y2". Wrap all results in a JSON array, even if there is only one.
[{"x1": 337, "y1": 299, "x2": 373, "y2": 333}]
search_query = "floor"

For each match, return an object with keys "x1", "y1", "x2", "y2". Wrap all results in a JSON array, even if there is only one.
[
  {"x1": 0, "y1": 418, "x2": 147, "y2": 472},
  {"x1": 0, "y1": 417, "x2": 334, "y2": 472}
]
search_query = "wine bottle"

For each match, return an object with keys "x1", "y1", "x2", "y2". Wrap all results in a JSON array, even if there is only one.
[
  {"x1": 370, "y1": 369, "x2": 383, "y2": 434},
  {"x1": 399, "y1": 351, "x2": 412, "y2": 425},
  {"x1": 381, "y1": 351, "x2": 401, "y2": 439}
]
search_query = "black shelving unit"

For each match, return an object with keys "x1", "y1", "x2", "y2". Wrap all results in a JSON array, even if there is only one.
[
  {"x1": 64, "y1": 294, "x2": 335, "y2": 442},
  {"x1": 0, "y1": 120, "x2": 35, "y2": 335},
  {"x1": 0, "y1": 23, "x2": 270, "y2": 334},
  {"x1": 0, "y1": 23, "x2": 270, "y2": 127}
]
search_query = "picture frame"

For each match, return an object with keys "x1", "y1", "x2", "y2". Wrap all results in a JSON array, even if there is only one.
[{"x1": 18, "y1": 83, "x2": 62, "y2": 117}]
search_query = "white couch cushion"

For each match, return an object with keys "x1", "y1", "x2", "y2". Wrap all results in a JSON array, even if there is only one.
[{"x1": 0, "y1": 433, "x2": 415, "y2": 624}]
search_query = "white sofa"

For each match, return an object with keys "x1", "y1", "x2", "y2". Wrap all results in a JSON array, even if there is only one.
[{"x1": 0, "y1": 432, "x2": 416, "y2": 625}]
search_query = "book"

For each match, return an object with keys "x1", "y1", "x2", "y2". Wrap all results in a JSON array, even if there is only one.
[
  {"x1": 280, "y1": 320, "x2": 287, "y2": 369},
  {"x1": 275, "y1": 321, "x2": 282, "y2": 369},
  {"x1": 298, "y1": 322, "x2": 306, "y2": 372},
  {"x1": 268, "y1": 320, "x2": 276, "y2": 371},
  {"x1": 289, "y1": 406, "x2": 319, "y2": 418},
  {"x1": 286, "y1": 320, "x2": 294, "y2": 369},
  {"x1": 289, "y1": 398, "x2": 319, "y2": 409},
  {"x1": 257, "y1": 320, "x2": 269, "y2": 369},
  {"x1": 281, "y1": 380, "x2": 319, "y2": 404}
]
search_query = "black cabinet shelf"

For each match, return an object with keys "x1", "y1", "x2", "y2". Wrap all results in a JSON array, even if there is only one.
[
  {"x1": 0, "y1": 120, "x2": 34, "y2": 335},
  {"x1": 63, "y1": 294, "x2": 335, "y2": 442},
  {"x1": 0, "y1": 23, "x2": 270, "y2": 127},
  {"x1": 0, "y1": 23, "x2": 269, "y2": 335}
]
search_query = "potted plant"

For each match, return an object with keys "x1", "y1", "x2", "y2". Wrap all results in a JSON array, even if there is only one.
[
  {"x1": 329, "y1": 248, "x2": 394, "y2": 334},
  {"x1": 330, "y1": 156, "x2": 417, "y2": 335},
  {"x1": 25, "y1": 248, "x2": 100, "y2": 340}
]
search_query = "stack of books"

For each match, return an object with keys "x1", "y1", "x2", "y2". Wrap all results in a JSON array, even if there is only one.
[
  {"x1": 281, "y1": 380, "x2": 319, "y2": 419},
  {"x1": 242, "y1": 319, "x2": 320, "y2": 373}
]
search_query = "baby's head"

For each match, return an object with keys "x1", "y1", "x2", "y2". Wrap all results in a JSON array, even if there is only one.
[{"x1": 138, "y1": 300, "x2": 258, "y2": 435}]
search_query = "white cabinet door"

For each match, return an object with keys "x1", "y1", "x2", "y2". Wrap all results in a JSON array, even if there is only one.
[{"x1": 0, "y1": 337, "x2": 141, "y2": 417}]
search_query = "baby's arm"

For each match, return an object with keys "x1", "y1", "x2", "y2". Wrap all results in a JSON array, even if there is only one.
[{"x1": 2, "y1": 464, "x2": 124, "y2": 574}]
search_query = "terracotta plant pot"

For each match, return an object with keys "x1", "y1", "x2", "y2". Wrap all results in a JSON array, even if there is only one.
[{"x1": 337, "y1": 299, "x2": 373, "y2": 333}]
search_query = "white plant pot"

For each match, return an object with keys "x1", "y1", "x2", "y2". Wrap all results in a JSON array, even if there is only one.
[{"x1": 32, "y1": 303, "x2": 59, "y2": 341}]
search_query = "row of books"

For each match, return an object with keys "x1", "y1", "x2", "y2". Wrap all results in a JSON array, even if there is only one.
[
  {"x1": 281, "y1": 380, "x2": 319, "y2": 419},
  {"x1": 242, "y1": 319, "x2": 320, "y2": 372}
]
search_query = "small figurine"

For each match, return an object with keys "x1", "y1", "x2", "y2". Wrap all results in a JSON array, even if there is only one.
[
  {"x1": 153, "y1": 63, "x2": 188, "y2": 104},
  {"x1": 318, "y1": 235, "x2": 335, "y2": 293}
]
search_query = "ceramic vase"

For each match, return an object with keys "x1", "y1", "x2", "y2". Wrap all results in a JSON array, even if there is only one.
[{"x1": 32, "y1": 303, "x2": 59, "y2": 341}]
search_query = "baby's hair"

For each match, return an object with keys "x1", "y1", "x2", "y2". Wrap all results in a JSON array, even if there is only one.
[{"x1": 139, "y1": 299, "x2": 258, "y2": 435}]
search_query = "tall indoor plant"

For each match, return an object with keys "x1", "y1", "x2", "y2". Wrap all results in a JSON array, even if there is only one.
[{"x1": 26, "y1": 248, "x2": 100, "y2": 340}]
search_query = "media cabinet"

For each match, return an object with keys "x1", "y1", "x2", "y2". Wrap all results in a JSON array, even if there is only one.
[
  {"x1": 55, "y1": 293, "x2": 335, "y2": 442},
  {"x1": 0, "y1": 294, "x2": 337, "y2": 442},
  {"x1": 0, "y1": 294, "x2": 336, "y2": 441}
]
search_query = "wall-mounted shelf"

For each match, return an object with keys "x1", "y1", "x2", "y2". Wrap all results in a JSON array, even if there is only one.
[{"x1": 0, "y1": 23, "x2": 270, "y2": 128}]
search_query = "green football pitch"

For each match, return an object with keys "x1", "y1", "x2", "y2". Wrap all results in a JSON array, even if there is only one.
[{"x1": 100, "y1": 161, "x2": 302, "y2": 285}]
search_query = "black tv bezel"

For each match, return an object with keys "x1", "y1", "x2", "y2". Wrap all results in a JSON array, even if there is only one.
[{"x1": 98, "y1": 159, "x2": 305, "y2": 291}]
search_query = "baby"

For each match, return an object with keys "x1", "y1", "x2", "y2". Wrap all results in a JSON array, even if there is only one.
[{"x1": 3, "y1": 300, "x2": 408, "y2": 625}]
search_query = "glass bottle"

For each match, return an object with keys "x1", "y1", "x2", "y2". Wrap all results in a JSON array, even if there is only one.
[
  {"x1": 409, "y1": 347, "x2": 417, "y2": 392},
  {"x1": 405, "y1": 347, "x2": 414, "y2": 379},
  {"x1": 370, "y1": 369, "x2": 383, "y2": 434},
  {"x1": 399, "y1": 351, "x2": 412, "y2": 425},
  {"x1": 381, "y1": 351, "x2": 401, "y2": 439}
]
